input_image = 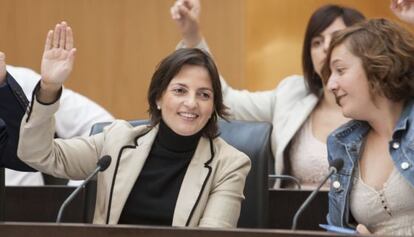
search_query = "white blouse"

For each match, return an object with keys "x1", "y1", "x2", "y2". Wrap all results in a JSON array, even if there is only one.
[
  {"x1": 350, "y1": 165, "x2": 414, "y2": 235},
  {"x1": 289, "y1": 116, "x2": 329, "y2": 190}
]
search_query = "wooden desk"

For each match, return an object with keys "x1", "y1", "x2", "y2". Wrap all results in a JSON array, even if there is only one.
[
  {"x1": 4, "y1": 186, "x2": 85, "y2": 223},
  {"x1": 0, "y1": 222, "x2": 335, "y2": 237},
  {"x1": 268, "y1": 189, "x2": 328, "y2": 230},
  {"x1": 4, "y1": 186, "x2": 329, "y2": 231}
]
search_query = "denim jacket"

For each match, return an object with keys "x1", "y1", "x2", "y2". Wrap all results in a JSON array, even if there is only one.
[{"x1": 326, "y1": 99, "x2": 414, "y2": 227}]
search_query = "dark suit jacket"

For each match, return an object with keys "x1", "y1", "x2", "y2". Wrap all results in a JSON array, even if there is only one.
[{"x1": 0, "y1": 72, "x2": 35, "y2": 171}]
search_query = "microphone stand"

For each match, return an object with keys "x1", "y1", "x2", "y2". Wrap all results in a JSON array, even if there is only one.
[
  {"x1": 56, "y1": 165, "x2": 101, "y2": 223},
  {"x1": 291, "y1": 168, "x2": 334, "y2": 230}
]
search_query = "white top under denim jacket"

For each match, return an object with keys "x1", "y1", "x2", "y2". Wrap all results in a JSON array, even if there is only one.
[{"x1": 326, "y1": 99, "x2": 414, "y2": 229}]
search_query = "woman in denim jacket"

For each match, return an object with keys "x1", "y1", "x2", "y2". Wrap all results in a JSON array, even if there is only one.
[{"x1": 323, "y1": 17, "x2": 414, "y2": 235}]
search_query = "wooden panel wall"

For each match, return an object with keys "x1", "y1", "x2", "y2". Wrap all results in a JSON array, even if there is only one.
[
  {"x1": 0, "y1": 0, "x2": 409, "y2": 119},
  {"x1": 0, "y1": 0, "x2": 244, "y2": 119},
  {"x1": 244, "y1": 0, "x2": 407, "y2": 91}
]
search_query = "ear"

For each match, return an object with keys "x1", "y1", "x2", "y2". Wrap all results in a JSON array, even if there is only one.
[{"x1": 156, "y1": 99, "x2": 161, "y2": 110}]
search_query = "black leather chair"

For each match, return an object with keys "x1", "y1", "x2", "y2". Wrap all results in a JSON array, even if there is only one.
[{"x1": 88, "y1": 119, "x2": 273, "y2": 228}]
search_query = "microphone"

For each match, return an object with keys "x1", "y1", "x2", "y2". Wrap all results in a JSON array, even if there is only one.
[
  {"x1": 56, "y1": 155, "x2": 111, "y2": 223},
  {"x1": 268, "y1": 174, "x2": 302, "y2": 189},
  {"x1": 291, "y1": 159, "x2": 344, "y2": 230}
]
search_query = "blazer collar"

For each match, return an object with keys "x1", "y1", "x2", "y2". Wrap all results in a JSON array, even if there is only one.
[
  {"x1": 172, "y1": 136, "x2": 213, "y2": 226},
  {"x1": 107, "y1": 126, "x2": 215, "y2": 226},
  {"x1": 108, "y1": 125, "x2": 158, "y2": 224}
]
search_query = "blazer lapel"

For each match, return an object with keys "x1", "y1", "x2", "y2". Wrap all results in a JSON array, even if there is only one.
[
  {"x1": 107, "y1": 126, "x2": 158, "y2": 224},
  {"x1": 172, "y1": 137, "x2": 213, "y2": 226},
  {"x1": 277, "y1": 94, "x2": 318, "y2": 153}
]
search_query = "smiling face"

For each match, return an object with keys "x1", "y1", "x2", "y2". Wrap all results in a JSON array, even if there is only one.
[
  {"x1": 156, "y1": 64, "x2": 214, "y2": 136},
  {"x1": 327, "y1": 43, "x2": 373, "y2": 120},
  {"x1": 310, "y1": 17, "x2": 347, "y2": 78}
]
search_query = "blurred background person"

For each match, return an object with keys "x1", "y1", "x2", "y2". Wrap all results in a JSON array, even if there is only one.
[
  {"x1": 171, "y1": 0, "x2": 365, "y2": 189},
  {"x1": 0, "y1": 50, "x2": 114, "y2": 186}
]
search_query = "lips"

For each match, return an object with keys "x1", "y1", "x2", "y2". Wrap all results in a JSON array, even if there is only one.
[{"x1": 178, "y1": 112, "x2": 199, "y2": 120}]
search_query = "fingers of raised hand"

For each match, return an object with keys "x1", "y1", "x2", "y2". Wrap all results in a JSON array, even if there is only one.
[
  {"x1": 47, "y1": 21, "x2": 74, "y2": 50},
  {"x1": 0, "y1": 51, "x2": 5, "y2": 61},
  {"x1": 52, "y1": 23, "x2": 61, "y2": 48},
  {"x1": 171, "y1": 0, "x2": 199, "y2": 20},
  {"x1": 66, "y1": 26, "x2": 74, "y2": 50},
  {"x1": 44, "y1": 30, "x2": 53, "y2": 51},
  {"x1": 391, "y1": 0, "x2": 414, "y2": 9},
  {"x1": 59, "y1": 22, "x2": 67, "y2": 49},
  {"x1": 171, "y1": 0, "x2": 184, "y2": 20}
]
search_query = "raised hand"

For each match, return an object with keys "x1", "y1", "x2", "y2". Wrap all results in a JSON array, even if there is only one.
[
  {"x1": 391, "y1": 0, "x2": 414, "y2": 24},
  {"x1": 170, "y1": 0, "x2": 202, "y2": 47},
  {"x1": 41, "y1": 21, "x2": 76, "y2": 92},
  {"x1": 0, "y1": 52, "x2": 6, "y2": 85}
]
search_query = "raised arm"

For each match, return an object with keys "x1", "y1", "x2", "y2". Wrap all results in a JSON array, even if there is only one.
[
  {"x1": 18, "y1": 22, "x2": 100, "y2": 179},
  {"x1": 39, "y1": 21, "x2": 76, "y2": 103},
  {"x1": 170, "y1": 0, "x2": 277, "y2": 123},
  {"x1": 171, "y1": 0, "x2": 202, "y2": 47}
]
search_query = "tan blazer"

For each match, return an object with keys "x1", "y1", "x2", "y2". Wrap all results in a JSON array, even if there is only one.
[{"x1": 18, "y1": 99, "x2": 251, "y2": 228}]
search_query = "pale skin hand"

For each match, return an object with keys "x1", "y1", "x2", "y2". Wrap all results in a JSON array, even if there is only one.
[
  {"x1": 170, "y1": 0, "x2": 202, "y2": 47},
  {"x1": 0, "y1": 51, "x2": 6, "y2": 85},
  {"x1": 38, "y1": 21, "x2": 76, "y2": 103},
  {"x1": 356, "y1": 224, "x2": 372, "y2": 235},
  {"x1": 390, "y1": 0, "x2": 414, "y2": 24}
]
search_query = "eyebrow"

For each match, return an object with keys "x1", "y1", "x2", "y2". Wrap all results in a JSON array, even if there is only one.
[
  {"x1": 330, "y1": 59, "x2": 342, "y2": 66},
  {"x1": 170, "y1": 83, "x2": 213, "y2": 92}
]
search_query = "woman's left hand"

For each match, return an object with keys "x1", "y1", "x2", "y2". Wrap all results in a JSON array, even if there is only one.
[
  {"x1": 356, "y1": 224, "x2": 372, "y2": 235},
  {"x1": 41, "y1": 21, "x2": 76, "y2": 92}
]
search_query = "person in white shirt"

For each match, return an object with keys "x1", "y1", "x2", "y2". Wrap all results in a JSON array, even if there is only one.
[
  {"x1": 170, "y1": 0, "x2": 365, "y2": 188},
  {"x1": 0, "y1": 52, "x2": 114, "y2": 186}
]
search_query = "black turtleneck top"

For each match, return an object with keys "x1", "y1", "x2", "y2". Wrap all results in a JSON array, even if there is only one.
[{"x1": 118, "y1": 120, "x2": 202, "y2": 226}]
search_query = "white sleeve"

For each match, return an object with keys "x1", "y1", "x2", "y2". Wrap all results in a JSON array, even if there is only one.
[
  {"x1": 7, "y1": 65, "x2": 114, "y2": 138},
  {"x1": 55, "y1": 88, "x2": 114, "y2": 138},
  {"x1": 5, "y1": 169, "x2": 44, "y2": 186},
  {"x1": 176, "y1": 39, "x2": 277, "y2": 122}
]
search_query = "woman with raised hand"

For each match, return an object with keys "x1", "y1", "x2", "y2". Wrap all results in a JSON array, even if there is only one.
[
  {"x1": 171, "y1": 0, "x2": 365, "y2": 189},
  {"x1": 17, "y1": 22, "x2": 250, "y2": 227},
  {"x1": 324, "y1": 18, "x2": 414, "y2": 235}
]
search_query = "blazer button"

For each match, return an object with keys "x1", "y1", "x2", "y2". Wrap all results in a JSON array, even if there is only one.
[
  {"x1": 401, "y1": 162, "x2": 410, "y2": 170},
  {"x1": 333, "y1": 180, "x2": 341, "y2": 189},
  {"x1": 392, "y1": 142, "x2": 400, "y2": 149}
]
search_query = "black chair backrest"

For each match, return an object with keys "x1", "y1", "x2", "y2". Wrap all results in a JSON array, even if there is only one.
[{"x1": 89, "y1": 119, "x2": 274, "y2": 228}]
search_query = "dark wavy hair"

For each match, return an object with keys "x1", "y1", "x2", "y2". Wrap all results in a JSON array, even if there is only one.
[
  {"x1": 322, "y1": 18, "x2": 414, "y2": 102},
  {"x1": 147, "y1": 48, "x2": 229, "y2": 138},
  {"x1": 302, "y1": 4, "x2": 365, "y2": 96}
]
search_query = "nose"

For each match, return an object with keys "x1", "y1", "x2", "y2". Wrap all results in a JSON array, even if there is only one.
[
  {"x1": 326, "y1": 75, "x2": 338, "y2": 93},
  {"x1": 183, "y1": 94, "x2": 197, "y2": 109},
  {"x1": 323, "y1": 36, "x2": 331, "y2": 53}
]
